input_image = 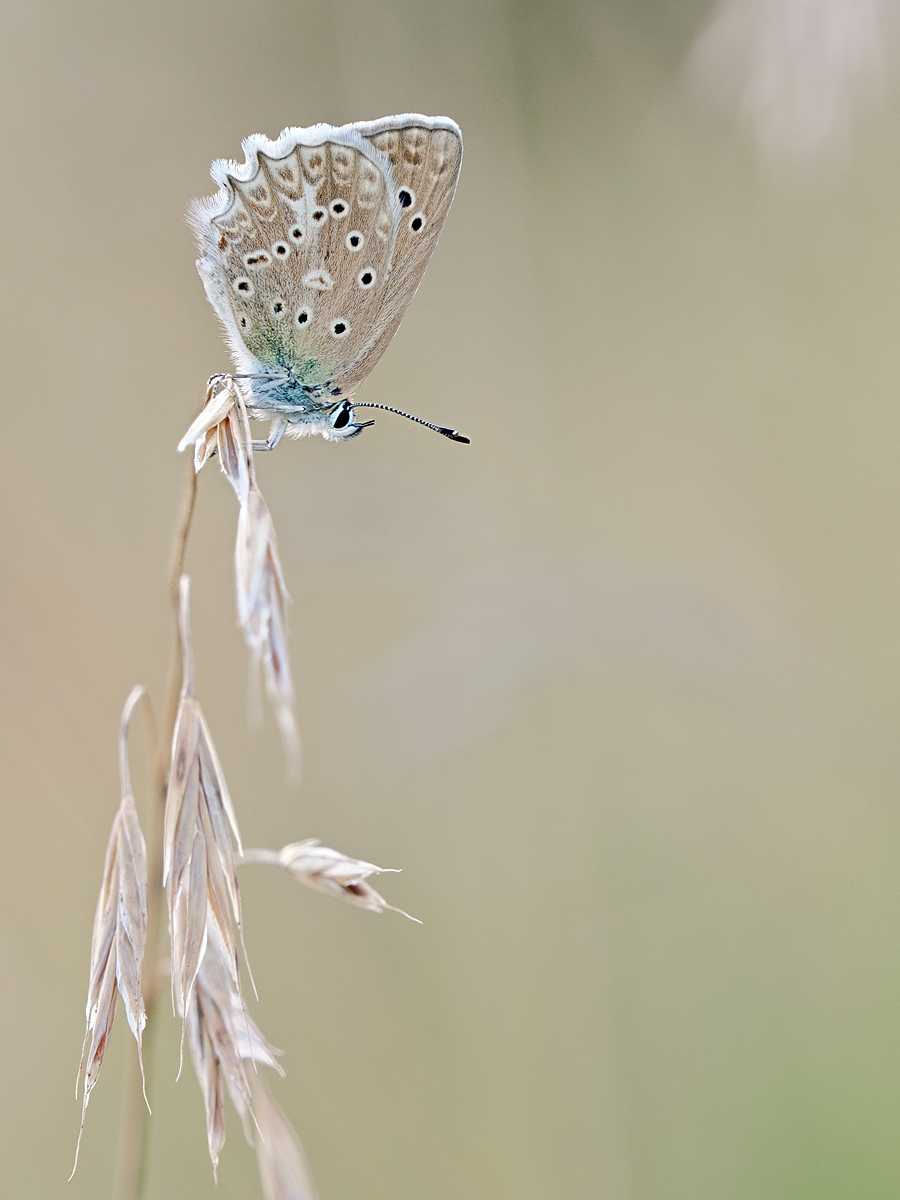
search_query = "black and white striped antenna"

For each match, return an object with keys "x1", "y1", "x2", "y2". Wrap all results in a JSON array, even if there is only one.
[{"x1": 351, "y1": 402, "x2": 470, "y2": 443}]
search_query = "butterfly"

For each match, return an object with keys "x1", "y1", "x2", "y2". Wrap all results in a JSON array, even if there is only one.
[{"x1": 189, "y1": 114, "x2": 468, "y2": 447}]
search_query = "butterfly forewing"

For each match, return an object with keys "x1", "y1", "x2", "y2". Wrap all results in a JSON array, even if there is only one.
[{"x1": 338, "y1": 119, "x2": 462, "y2": 393}]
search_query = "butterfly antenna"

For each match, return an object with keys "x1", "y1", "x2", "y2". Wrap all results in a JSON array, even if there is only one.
[{"x1": 352, "y1": 403, "x2": 470, "y2": 443}]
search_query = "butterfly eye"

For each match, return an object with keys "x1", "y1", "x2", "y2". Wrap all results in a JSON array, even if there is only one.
[
  {"x1": 296, "y1": 307, "x2": 310, "y2": 326},
  {"x1": 271, "y1": 299, "x2": 285, "y2": 318},
  {"x1": 243, "y1": 251, "x2": 270, "y2": 269},
  {"x1": 331, "y1": 320, "x2": 350, "y2": 338},
  {"x1": 271, "y1": 242, "x2": 290, "y2": 257},
  {"x1": 232, "y1": 277, "x2": 254, "y2": 295},
  {"x1": 331, "y1": 401, "x2": 353, "y2": 429},
  {"x1": 311, "y1": 208, "x2": 327, "y2": 223},
  {"x1": 397, "y1": 187, "x2": 415, "y2": 208},
  {"x1": 346, "y1": 231, "x2": 364, "y2": 251},
  {"x1": 329, "y1": 199, "x2": 348, "y2": 218},
  {"x1": 409, "y1": 212, "x2": 426, "y2": 233},
  {"x1": 357, "y1": 269, "x2": 376, "y2": 289},
  {"x1": 290, "y1": 226, "x2": 305, "y2": 242}
]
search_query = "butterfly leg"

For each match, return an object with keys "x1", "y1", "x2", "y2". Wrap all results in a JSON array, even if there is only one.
[{"x1": 252, "y1": 416, "x2": 288, "y2": 451}]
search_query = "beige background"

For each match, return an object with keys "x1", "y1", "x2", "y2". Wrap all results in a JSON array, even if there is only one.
[{"x1": 3, "y1": 0, "x2": 900, "y2": 1196}]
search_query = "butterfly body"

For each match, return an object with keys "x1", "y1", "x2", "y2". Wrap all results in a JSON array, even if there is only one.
[{"x1": 190, "y1": 115, "x2": 462, "y2": 443}]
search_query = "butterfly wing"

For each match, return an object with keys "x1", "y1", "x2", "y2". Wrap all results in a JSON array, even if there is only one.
[
  {"x1": 190, "y1": 126, "x2": 400, "y2": 392},
  {"x1": 190, "y1": 115, "x2": 461, "y2": 407},
  {"x1": 337, "y1": 116, "x2": 463, "y2": 393}
]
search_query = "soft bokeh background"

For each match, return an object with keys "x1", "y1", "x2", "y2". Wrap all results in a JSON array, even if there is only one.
[{"x1": 4, "y1": 0, "x2": 900, "y2": 1195}]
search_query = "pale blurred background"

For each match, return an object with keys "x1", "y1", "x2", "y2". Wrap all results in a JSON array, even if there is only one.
[{"x1": 3, "y1": 0, "x2": 900, "y2": 1196}]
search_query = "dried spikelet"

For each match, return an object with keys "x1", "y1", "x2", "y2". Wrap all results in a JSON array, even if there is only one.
[
  {"x1": 71, "y1": 686, "x2": 150, "y2": 1177},
  {"x1": 241, "y1": 840, "x2": 420, "y2": 922},
  {"x1": 177, "y1": 373, "x2": 239, "y2": 468},
  {"x1": 235, "y1": 483, "x2": 299, "y2": 772},
  {"x1": 182, "y1": 914, "x2": 317, "y2": 1191},
  {"x1": 178, "y1": 376, "x2": 300, "y2": 776},
  {"x1": 164, "y1": 576, "x2": 251, "y2": 1060},
  {"x1": 182, "y1": 918, "x2": 283, "y2": 1176},
  {"x1": 252, "y1": 1074, "x2": 321, "y2": 1200}
]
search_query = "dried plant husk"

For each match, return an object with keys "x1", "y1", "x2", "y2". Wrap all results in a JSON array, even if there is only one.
[
  {"x1": 71, "y1": 686, "x2": 150, "y2": 1177},
  {"x1": 183, "y1": 919, "x2": 282, "y2": 1176},
  {"x1": 164, "y1": 578, "x2": 250, "y2": 1063},
  {"x1": 235, "y1": 483, "x2": 299, "y2": 772},
  {"x1": 177, "y1": 373, "x2": 239, "y2": 467},
  {"x1": 252, "y1": 1073, "x2": 321, "y2": 1200},
  {"x1": 240, "y1": 839, "x2": 420, "y2": 921},
  {"x1": 178, "y1": 376, "x2": 300, "y2": 776}
]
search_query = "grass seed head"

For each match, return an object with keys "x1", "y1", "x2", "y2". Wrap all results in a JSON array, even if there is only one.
[
  {"x1": 165, "y1": 578, "x2": 251, "y2": 1069},
  {"x1": 242, "y1": 839, "x2": 420, "y2": 922},
  {"x1": 71, "y1": 686, "x2": 150, "y2": 1177},
  {"x1": 184, "y1": 920, "x2": 282, "y2": 1176},
  {"x1": 178, "y1": 377, "x2": 300, "y2": 777}
]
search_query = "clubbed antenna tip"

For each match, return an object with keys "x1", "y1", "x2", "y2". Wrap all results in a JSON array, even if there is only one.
[{"x1": 352, "y1": 402, "x2": 470, "y2": 443}]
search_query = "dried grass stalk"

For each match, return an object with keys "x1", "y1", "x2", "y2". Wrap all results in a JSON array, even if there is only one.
[
  {"x1": 72, "y1": 686, "x2": 150, "y2": 1177},
  {"x1": 252, "y1": 1074, "x2": 321, "y2": 1200},
  {"x1": 164, "y1": 576, "x2": 251, "y2": 1061},
  {"x1": 241, "y1": 840, "x2": 420, "y2": 922},
  {"x1": 179, "y1": 376, "x2": 300, "y2": 776}
]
